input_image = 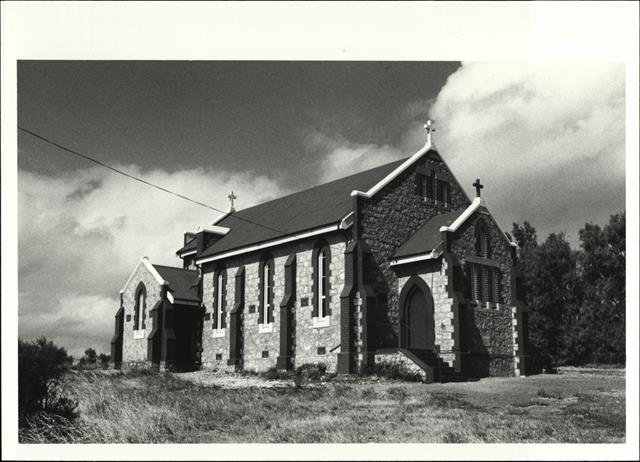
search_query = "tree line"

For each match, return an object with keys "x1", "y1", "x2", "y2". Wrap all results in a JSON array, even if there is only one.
[{"x1": 512, "y1": 211, "x2": 625, "y2": 371}]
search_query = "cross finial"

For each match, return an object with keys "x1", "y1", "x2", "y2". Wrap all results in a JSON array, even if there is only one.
[
  {"x1": 227, "y1": 191, "x2": 237, "y2": 212},
  {"x1": 424, "y1": 119, "x2": 435, "y2": 144},
  {"x1": 473, "y1": 179, "x2": 484, "y2": 198}
]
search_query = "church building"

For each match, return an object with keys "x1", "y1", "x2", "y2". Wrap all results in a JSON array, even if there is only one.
[{"x1": 111, "y1": 126, "x2": 530, "y2": 382}]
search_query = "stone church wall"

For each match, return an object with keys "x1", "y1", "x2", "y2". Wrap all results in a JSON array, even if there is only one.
[
  {"x1": 200, "y1": 233, "x2": 345, "y2": 373},
  {"x1": 121, "y1": 263, "x2": 162, "y2": 367},
  {"x1": 450, "y1": 210, "x2": 516, "y2": 377},
  {"x1": 397, "y1": 259, "x2": 456, "y2": 366},
  {"x1": 359, "y1": 153, "x2": 470, "y2": 348}
]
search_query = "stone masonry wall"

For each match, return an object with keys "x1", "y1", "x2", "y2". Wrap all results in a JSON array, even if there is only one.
[
  {"x1": 373, "y1": 351, "x2": 427, "y2": 381},
  {"x1": 201, "y1": 265, "x2": 236, "y2": 370},
  {"x1": 201, "y1": 233, "x2": 345, "y2": 373},
  {"x1": 397, "y1": 259, "x2": 456, "y2": 366},
  {"x1": 121, "y1": 262, "x2": 162, "y2": 366},
  {"x1": 450, "y1": 209, "x2": 516, "y2": 377},
  {"x1": 359, "y1": 152, "x2": 470, "y2": 347}
]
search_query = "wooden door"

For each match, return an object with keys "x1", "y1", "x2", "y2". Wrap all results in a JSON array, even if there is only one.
[{"x1": 404, "y1": 286, "x2": 435, "y2": 350}]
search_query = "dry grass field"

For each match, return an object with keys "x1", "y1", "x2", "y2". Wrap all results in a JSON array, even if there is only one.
[{"x1": 20, "y1": 367, "x2": 625, "y2": 443}]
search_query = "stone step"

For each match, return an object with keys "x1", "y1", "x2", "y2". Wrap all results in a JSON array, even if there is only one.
[{"x1": 406, "y1": 348, "x2": 468, "y2": 383}]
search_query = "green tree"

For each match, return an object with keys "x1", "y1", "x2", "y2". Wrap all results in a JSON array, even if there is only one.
[
  {"x1": 79, "y1": 348, "x2": 98, "y2": 367},
  {"x1": 18, "y1": 337, "x2": 77, "y2": 426},
  {"x1": 98, "y1": 353, "x2": 111, "y2": 369},
  {"x1": 512, "y1": 224, "x2": 582, "y2": 369},
  {"x1": 84, "y1": 348, "x2": 97, "y2": 364},
  {"x1": 574, "y1": 212, "x2": 626, "y2": 364}
]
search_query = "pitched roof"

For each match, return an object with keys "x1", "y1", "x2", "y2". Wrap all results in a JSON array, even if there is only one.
[
  {"x1": 152, "y1": 264, "x2": 199, "y2": 302},
  {"x1": 199, "y1": 158, "x2": 408, "y2": 258},
  {"x1": 393, "y1": 209, "x2": 463, "y2": 259},
  {"x1": 177, "y1": 237, "x2": 197, "y2": 255}
]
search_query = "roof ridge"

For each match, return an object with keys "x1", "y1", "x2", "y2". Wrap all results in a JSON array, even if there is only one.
[
  {"x1": 226, "y1": 157, "x2": 409, "y2": 217},
  {"x1": 152, "y1": 263, "x2": 197, "y2": 272}
]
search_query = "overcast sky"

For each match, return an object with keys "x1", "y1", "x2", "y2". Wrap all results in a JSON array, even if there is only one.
[{"x1": 17, "y1": 61, "x2": 625, "y2": 356}]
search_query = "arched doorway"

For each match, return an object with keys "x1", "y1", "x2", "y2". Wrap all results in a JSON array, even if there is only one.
[{"x1": 399, "y1": 277, "x2": 435, "y2": 350}]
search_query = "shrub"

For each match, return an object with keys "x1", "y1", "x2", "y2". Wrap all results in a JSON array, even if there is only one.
[
  {"x1": 365, "y1": 361, "x2": 423, "y2": 382},
  {"x1": 295, "y1": 363, "x2": 327, "y2": 380},
  {"x1": 18, "y1": 337, "x2": 78, "y2": 427},
  {"x1": 76, "y1": 348, "x2": 102, "y2": 370},
  {"x1": 293, "y1": 363, "x2": 330, "y2": 388},
  {"x1": 98, "y1": 353, "x2": 111, "y2": 369}
]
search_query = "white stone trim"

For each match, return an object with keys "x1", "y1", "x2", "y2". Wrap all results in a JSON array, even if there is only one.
[
  {"x1": 196, "y1": 224, "x2": 340, "y2": 264},
  {"x1": 439, "y1": 197, "x2": 484, "y2": 233},
  {"x1": 167, "y1": 291, "x2": 175, "y2": 304},
  {"x1": 197, "y1": 224, "x2": 231, "y2": 235},
  {"x1": 133, "y1": 329, "x2": 145, "y2": 339},
  {"x1": 339, "y1": 211, "x2": 354, "y2": 230},
  {"x1": 120, "y1": 256, "x2": 167, "y2": 294},
  {"x1": 473, "y1": 300, "x2": 501, "y2": 310},
  {"x1": 439, "y1": 197, "x2": 517, "y2": 247},
  {"x1": 212, "y1": 328, "x2": 226, "y2": 338},
  {"x1": 258, "y1": 322, "x2": 273, "y2": 334},
  {"x1": 389, "y1": 247, "x2": 443, "y2": 266},
  {"x1": 312, "y1": 316, "x2": 331, "y2": 328},
  {"x1": 210, "y1": 211, "x2": 231, "y2": 226},
  {"x1": 351, "y1": 140, "x2": 432, "y2": 198}
]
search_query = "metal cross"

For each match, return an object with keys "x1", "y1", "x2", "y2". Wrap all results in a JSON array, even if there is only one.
[
  {"x1": 424, "y1": 119, "x2": 436, "y2": 144},
  {"x1": 473, "y1": 179, "x2": 484, "y2": 198},
  {"x1": 227, "y1": 191, "x2": 237, "y2": 210}
]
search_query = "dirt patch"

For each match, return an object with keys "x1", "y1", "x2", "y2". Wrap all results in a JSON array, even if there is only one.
[{"x1": 175, "y1": 370, "x2": 294, "y2": 389}]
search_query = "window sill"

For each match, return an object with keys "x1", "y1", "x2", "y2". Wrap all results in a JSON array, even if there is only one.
[
  {"x1": 312, "y1": 316, "x2": 331, "y2": 328},
  {"x1": 258, "y1": 323, "x2": 274, "y2": 334},
  {"x1": 133, "y1": 330, "x2": 145, "y2": 339},
  {"x1": 212, "y1": 328, "x2": 226, "y2": 338},
  {"x1": 471, "y1": 300, "x2": 502, "y2": 310}
]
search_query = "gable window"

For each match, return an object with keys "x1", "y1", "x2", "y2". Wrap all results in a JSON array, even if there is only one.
[
  {"x1": 312, "y1": 240, "x2": 331, "y2": 327},
  {"x1": 259, "y1": 256, "x2": 274, "y2": 333},
  {"x1": 418, "y1": 171, "x2": 435, "y2": 202},
  {"x1": 468, "y1": 220, "x2": 501, "y2": 308},
  {"x1": 213, "y1": 268, "x2": 227, "y2": 337},
  {"x1": 436, "y1": 179, "x2": 450, "y2": 207},
  {"x1": 134, "y1": 283, "x2": 147, "y2": 331},
  {"x1": 416, "y1": 169, "x2": 450, "y2": 208},
  {"x1": 475, "y1": 222, "x2": 491, "y2": 258}
]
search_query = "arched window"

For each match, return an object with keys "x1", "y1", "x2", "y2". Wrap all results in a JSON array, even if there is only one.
[
  {"x1": 468, "y1": 219, "x2": 501, "y2": 308},
  {"x1": 134, "y1": 282, "x2": 147, "y2": 331},
  {"x1": 213, "y1": 267, "x2": 227, "y2": 331},
  {"x1": 259, "y1": 255, "x2": 274, "y2": 332},
  {"x1": 475, "y1": 221, "x2": 491, "y2": 258},
  {"x1": 312, "y1": 240, "x2": 331, "y2": 326}
]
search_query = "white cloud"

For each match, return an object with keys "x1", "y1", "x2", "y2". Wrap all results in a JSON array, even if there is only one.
[
  {"x1": 429, "y1": 61, "x2": 625, "y2": 243},
  {"x1": 306, "y1": 131, "x2": 407, "y2": 183},
  {"x1": 18, "y1": 165, "x2": 287, "y2": 356}
]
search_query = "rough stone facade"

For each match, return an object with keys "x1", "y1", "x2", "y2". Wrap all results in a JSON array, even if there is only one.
[
  {"x1": 116, "y1": 147, "x2": 529, "y2": 381},
  {"x1": 358, "y1": 152, "x2": 470, "y2": 347},
  {"x1": 200, "y1": 233, "x2": 345, "y2": 373},
  {"x1": 373, "y1": 351, "x2": 428, "y2": 381},
  {"x1": 449, "y1": 210, "x2": 516, "y2": 377},
  {"x1": 397, "y1": 260, "x2": 456, "y2": 366},
  {"x1": 121, "y1": 263, "x2": 162, "y2": 367}
]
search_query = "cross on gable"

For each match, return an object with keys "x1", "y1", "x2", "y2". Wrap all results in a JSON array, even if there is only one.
[
  {"x1": 473, "y1": 179, "x2": 484, "y2": 198},
  {"x1": 423, "y1": 119, "x2": 436, "y2": 145},
  {"x1": 424, "y1": 119, "x2": 435, "y2": 135},
  {"x1": 227, "y1": 191, "x2": 237, "y2": 211}
]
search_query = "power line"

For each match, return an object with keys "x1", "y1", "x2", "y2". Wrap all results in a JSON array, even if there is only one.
[{"x1": 18, "y1": 126, "x2": 286, "y2": 235}]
